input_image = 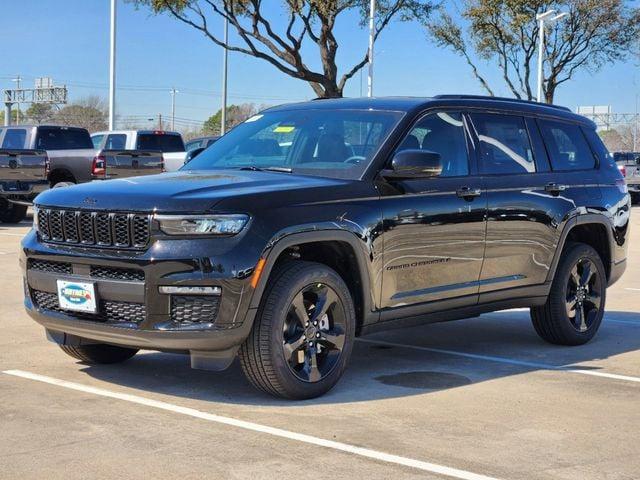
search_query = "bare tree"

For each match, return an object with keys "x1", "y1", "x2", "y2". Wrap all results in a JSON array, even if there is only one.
[
  {"x1": 600, "y1": 125, "x2": 637, "y2": 152},
  {"x1": 428, "y1": 0, "x2": 640, "y2": 103},
  {"x1": 132, "y1": 0, "x2": 433, "y2": 98},
  {"x1": 52, "y1": 96, "x2": 108, "y2": 132}
]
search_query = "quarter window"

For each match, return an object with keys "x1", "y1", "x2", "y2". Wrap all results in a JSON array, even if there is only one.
[
  {"x1": 397, "y1": 112, "x2": 469, "y2": 177},
  {"x1": 471, "y1": 114, "x2": 535, "y2": 174},
  {"x1": 538, "y1": 120, "x2": 595, "y2": 171}
]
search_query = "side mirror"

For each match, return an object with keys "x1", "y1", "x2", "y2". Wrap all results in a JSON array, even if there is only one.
[
  {"x1": 185, "y1": 147, "x2": 205, "y2": 164},
  {"x1": 383, "y1": 149, "x2": 442, "y2": 179}
]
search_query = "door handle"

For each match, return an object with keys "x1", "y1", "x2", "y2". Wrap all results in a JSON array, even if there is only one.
[
  {"x1": 545, "y1": 183, "x2": 567, "y2": 195},
  {"x1": 456, "y1": 187, "x2": 481, "y2": 199}
]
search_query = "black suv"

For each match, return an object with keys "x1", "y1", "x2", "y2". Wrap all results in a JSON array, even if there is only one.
[{"x1": 21, "y1": 96, "x2": 629, "y2": 399}]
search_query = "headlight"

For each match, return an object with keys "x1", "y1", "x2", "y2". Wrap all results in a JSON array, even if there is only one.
[{"x1": 155, "y1": 214, "x2": 249, "y2": 236}]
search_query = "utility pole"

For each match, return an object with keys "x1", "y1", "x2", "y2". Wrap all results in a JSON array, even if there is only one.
[
  {"x1": 221, "y1": 16, "x2": 229, "y2": 135},
  {"x1": 536, "y1": 9, "x2": 568, "y2": 103},
  {"x1": 634, "y1": 94, "x2": 639, "y2": 152},
  {"x1": 12, "y1": 75, "x2": 21, "y2": 124},
  {"x1": 170, "y1": 87, "x2": 178, "y2": 131},
  {"x1": 367, "y1": 0, "x2": 375, "y2": 98},
  {"x1": 109, "y1": 0, "x2": 117, "y2": 130},
  {"x1": 158, "y1": 113, "x2": 163, "y2": 130}
]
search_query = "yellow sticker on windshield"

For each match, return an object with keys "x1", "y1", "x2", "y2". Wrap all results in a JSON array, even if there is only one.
[{"x1": 274, "y1": 125, "x2": 295, "y2": 133}]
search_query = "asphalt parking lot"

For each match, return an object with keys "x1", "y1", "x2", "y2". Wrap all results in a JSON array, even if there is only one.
[{"x1": 1, "y1": 210, "x2": 639, "y2": 480}]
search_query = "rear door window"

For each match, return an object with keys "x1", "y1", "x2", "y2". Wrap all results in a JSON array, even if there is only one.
[
  {"x1": 538, "y1": 120, "x2": 595, "y2": 171},
  {"x1": 1, "y1": 129, "x2": 27, "y2": 149},
  {"x1": 136, "y1": 134, "x2": 185, "y2": 152},
  {"x1": 470, "y1": 114, "x2": 535, "y2": 174},
  {"x1": 35, "y1": 127, "x2": 93, "y2": 150},
  {"x1": 105, "y1": 134, "x2": 127, "y2": 150}
]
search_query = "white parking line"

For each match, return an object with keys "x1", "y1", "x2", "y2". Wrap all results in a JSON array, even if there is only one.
[
  {"x1": 357, "y1": 339, "x2": 640, "y2": 384},
  {"x1": 488, "y1": 309, "x2": 639, "y2": 327},
  {"x1": 624, "y1": 288, "x2": 640, "y2": 292},
  {"x1": 3, "y1": 369, "x2": 500, "y2": 480},
  {"x1": 0, "y1": 232, "x2": 26, "y2": 237}
]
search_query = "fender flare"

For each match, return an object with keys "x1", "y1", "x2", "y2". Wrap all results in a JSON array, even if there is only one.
[
  {"x1": 47, "y1": 167, "x2": 77, "y2": 185},
  {"x1": 545, "y1": 213, "x2": 616, "y2": 283},
  {"x1": 248, "y1": 229, "x2": 376, "y2": 326}
]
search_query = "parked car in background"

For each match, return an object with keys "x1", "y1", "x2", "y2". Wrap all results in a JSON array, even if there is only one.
[
  {"x1": 0, "y1": 141, "x2": 48, "y2": 222},
  {"x1": 22, "y1": 96, "x2": 629, "y2": 399},
  {"x1": 91, "y1": 130, "x2": 186, "y2": 171},
  {"x1": 185, "y1": 135, "x2": 219, "y2": 151},
  {"x1": 0, "y1": 125, "x2": 98, "y2": 222},
  {"x1": 614, "y1": 152, "x2": 640, "y2": 203}
]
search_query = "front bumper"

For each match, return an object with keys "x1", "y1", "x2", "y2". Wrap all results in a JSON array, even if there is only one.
[
  {"x1": 21, "y1": 229, "x2": 262, "y2": 365},
  {"x1": 1, "y1": 181, "x2": 48, "y2": 204}
]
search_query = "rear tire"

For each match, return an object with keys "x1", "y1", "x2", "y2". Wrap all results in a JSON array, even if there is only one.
[
  {"x1": 531, "y1": 242, "x2": 606, "y2": 346},
  {"x1": 0, "y1": 201, "x2": 27, "y2": 223},
  {"x1": 239, "y1": 261, "x2": 356, "y2": 399},
  {"x1": 631, "y1": 192, "x2": 640, "y2": 205},
  {"x1": 59, "y1": 344, "x2": 139, "y2": 364},
  {"x1": 51, "y1": 181, "x2": 75, "y2": 189}
]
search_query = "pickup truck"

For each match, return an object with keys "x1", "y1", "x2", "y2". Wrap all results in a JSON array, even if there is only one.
[
  {"x1": 614, "y1": 152, "x2": 640, "y2": 203},
  {"x1": 0, "y1": 148, "x2": 48, "y2": 222},
  {"x1": 91, "y1": 130, "x2": 187, "y2": 171},
  {"x1": 0, "y1": 125, "x2": 98, "y2": 191},
  {"x1": 0, "y1": 125, "x2": 165, "y2": 223}
]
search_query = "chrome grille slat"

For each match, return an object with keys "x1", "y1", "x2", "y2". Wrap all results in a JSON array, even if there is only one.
[{"x1": 36, "y1": 209, "x2": 151, "y2": 249}]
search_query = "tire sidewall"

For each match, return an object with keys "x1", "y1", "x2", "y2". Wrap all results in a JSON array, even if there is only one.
[{"x1": 263, "y1": 263, "x2": 356, "y2": 399}]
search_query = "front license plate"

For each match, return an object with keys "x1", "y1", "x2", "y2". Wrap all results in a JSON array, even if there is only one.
[{"x1": 57, "y1": 280, "x2": 97, "y2": 313}]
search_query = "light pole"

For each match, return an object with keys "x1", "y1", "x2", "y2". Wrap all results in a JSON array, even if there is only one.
[
  {"x1": 109, "y1": 0, "x2": 117, "y2": 130},
  {"x1": 367, "y1": 0, "x2": 375, "y2": 97},
  {"x1": 221, "y1": 16, "x2": 229, "y2": 135},
  {"x1": 170, "y1": 87, "x2": 178, "y2": 131},
  {"x1": 11, "y1": 75, "x2": 21, "y2": 124},
  {"x1": 536, "y1": 9, "x2": 568, "y2": 103}
]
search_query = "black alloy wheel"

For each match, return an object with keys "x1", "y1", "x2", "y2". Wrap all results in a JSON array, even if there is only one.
[
  {"x1": 282, "y1": 282, "x2": 347, "y2": 383},
  {"x1": 565, "y1": 257, "x2": 603, "y2": 333}
]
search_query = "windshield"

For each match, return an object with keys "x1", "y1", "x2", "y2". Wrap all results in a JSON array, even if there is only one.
[{"x1": 183, "y1": 108, "x2": 403, "y2": 179}]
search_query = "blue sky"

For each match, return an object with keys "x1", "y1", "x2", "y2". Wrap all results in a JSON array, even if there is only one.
[{"x1": 1, "y1": 0, "x2": 638, "y2": 126}]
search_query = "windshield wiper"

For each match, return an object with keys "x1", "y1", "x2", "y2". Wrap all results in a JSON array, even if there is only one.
[{"x1": 237, "y1": 166, "x2": 292, "y2": 173}]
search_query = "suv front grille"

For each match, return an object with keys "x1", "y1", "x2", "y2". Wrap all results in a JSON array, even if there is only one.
[
  {"x1": 28, "y1": 259, "x2": 73, "y2": 275},
  {"x1": 170, "y1": 295, "x2": 220, "y2": 325},
  {"x1": 27, "y1": 259, "x2": 144, "y2": 282},
  {"x1": 36, "y1": 208, "x2": 151, "y2": 249},
  {"x1": 32, "y1": 289, "x2": 146, "y2": 324},
  {"x1": 90, "y1": 265, "x2": 145, "y2": 282}
]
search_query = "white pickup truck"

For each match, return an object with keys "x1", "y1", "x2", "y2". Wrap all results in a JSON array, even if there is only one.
[{"x1": 91, "y1": 130, "x2": 187, "y2": 171}]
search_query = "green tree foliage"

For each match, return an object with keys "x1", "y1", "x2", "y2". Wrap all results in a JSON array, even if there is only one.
[
  {"x1": 428, "y1": 0, "x2": 640, "y2": 103},
  {"x1": 0, "y1": 108, "x2": 23, "y2": 125},
  {"x1": 25, "y1": 103, "x2": 54, "y2": 124},
  {"x1": 131, "y1": 0, "x2": 432, "y2": 98},
  {"x1": 203, "y1": 103, "x2": 261, "y2": 134}
]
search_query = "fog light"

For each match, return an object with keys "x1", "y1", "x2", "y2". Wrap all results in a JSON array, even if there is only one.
[{"x1": 159, "y1": 286, "x2": 221, "y2": 295}]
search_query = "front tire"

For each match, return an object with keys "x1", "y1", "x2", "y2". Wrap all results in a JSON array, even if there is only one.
[
  {"x1": 0, "y1": 200, "x2": 27, "y2": 224},
  {"x1": 531, "y1": 242, "x2": 606, "y2": 345},
  {"x1": 239, "y1": 261, "x2": 356, "y2": 399},
  {"x1": 59, "y1": 344, "x2": 139, "y2": 364}
]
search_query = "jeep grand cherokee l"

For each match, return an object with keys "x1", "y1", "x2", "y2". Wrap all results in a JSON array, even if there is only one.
[{"x1": 21, "y1": 95, "x2": 629, "y2": 399}]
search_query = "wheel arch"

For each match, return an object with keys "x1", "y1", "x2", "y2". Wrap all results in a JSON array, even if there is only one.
[
  {"x1": 48, "y1": 168, "x2": 76, "y2": 186},
  {"x1": 548, "y1": 214, "x2": 615, "y2": 284},
  {"x1": 249, "y1": 230, "x2": 377, "y2": 334}
]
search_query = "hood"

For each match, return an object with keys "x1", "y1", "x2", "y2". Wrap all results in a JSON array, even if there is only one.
[{"x1": 34, "y1": 170, "x2": 353, "y2": 212}]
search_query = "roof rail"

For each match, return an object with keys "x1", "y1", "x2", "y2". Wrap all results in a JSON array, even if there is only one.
[{"x1": 433, "y1": 94, "x2": 572, "y2": 112}]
